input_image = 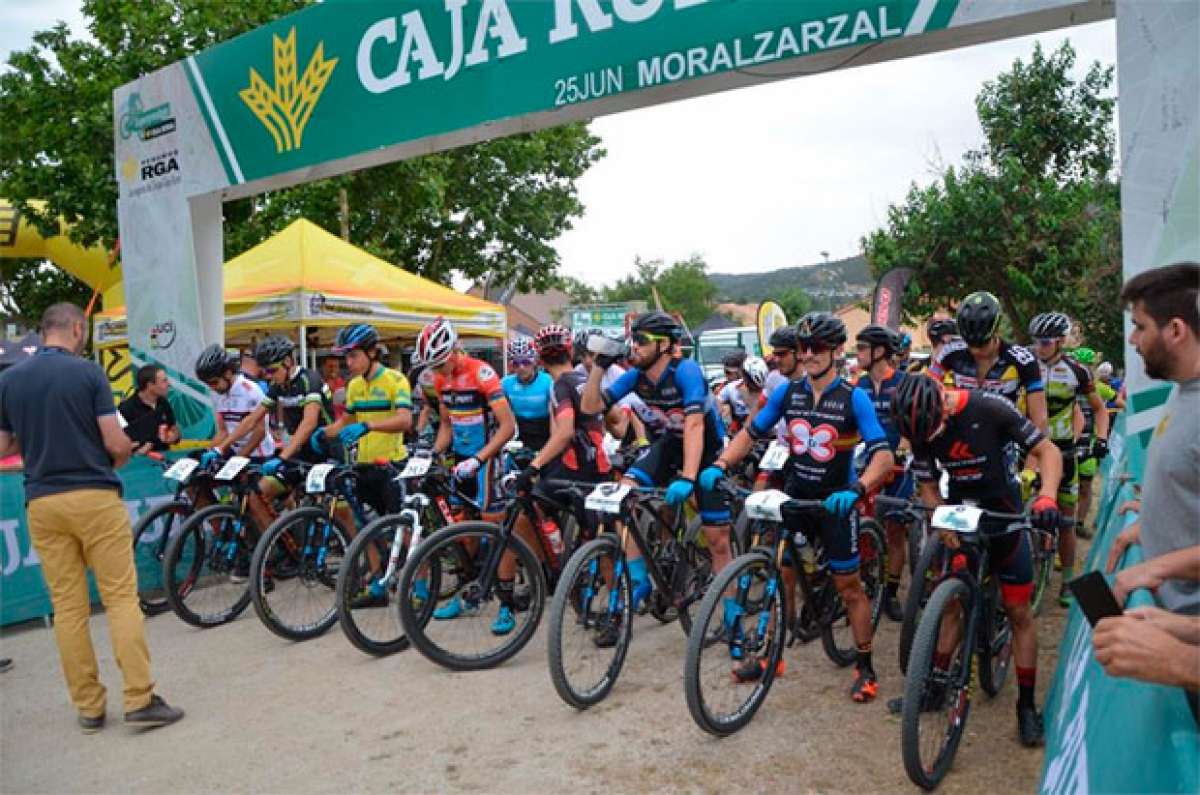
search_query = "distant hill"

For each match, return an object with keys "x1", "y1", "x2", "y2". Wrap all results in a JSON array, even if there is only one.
[{"x1": 710, "y1": 255, "x2": 873, "y2": 303}]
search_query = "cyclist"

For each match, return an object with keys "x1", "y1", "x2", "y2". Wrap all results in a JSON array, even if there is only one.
[
  {"x1": 581, "y1": 311, "x2": 732, "y2": 634},
  {"x1": 895, "y1": 332, "x2": 913, "y2": 371},
  {"x1": 410, "y1": 350, "x2": 441, "y2": 444},
  {"x1": 714, "y1": 350, "x2": 747, "y2": 396},
  {"x1": 891, "y1": 374, "x2": 1062, "y2": 746},
  {"x1": 910, "y1": 317, "x2": 958, "y2": 374},
  {"x1": 715, "y1": 351, "x2": 756, "y2": 434},
  {"x1": 195, "y1": 344, "x2": 275, "y2": 461},
  {"x1": 930, "y1": 291, "x2": 1048, "y2": 434},
  {"x1": 417, "y1": 318, "x2": 521, "y2": 630},
  {"x1": 501, "y1": 336, "x2": 553, "y2": 451},
  {"x1": 755, "y1": 326, "x2": 805, "y2": 489},
  {"x1": 575, "y1": 328, "x2": 654, "y2": 447},
  {"x1": 1076, "y1": 353, "x2": 1121, "y2": 538},
  {"x1": 1028, "y1": 314, "x2": 1109, "y2": 605},
  {"x1": 703, "y1": 312, "x2": 895, "y2": 698},
  {"x1": 853, "y1": 324, "x2": 912, "y2": 622}
]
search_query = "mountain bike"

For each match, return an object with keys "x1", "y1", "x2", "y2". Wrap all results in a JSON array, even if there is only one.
[
  {"x1": 901, "y1": 504, "x2": 1029, "y2": 790},
  {"x1": 683, "y1": 486, "x2": 884, "y2": 736},
  {"x1": 874, "y1": 495, "x2": 938, "y2": 675}
]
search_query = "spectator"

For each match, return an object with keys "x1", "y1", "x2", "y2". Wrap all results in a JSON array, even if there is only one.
[
  {"x1": 0, "y1": 302, "x2": 183, "y2": 732},
  {"x1": 1093, "y1": 606, "x2": 1200, "y2": 691},
  {"x1": 118, "y1": 365, "x2": 180, "y2": 454},
  {"x1": 1107, "y1": 262, "x2": 1200, "y2": 615},
  {"x1": 320, "y1": 355, "x2": 347, "y2": 420}
]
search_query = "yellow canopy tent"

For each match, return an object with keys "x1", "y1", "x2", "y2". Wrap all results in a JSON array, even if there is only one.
[{"x1": 94, "y1": 219, "x2": 506, "y2": 354}]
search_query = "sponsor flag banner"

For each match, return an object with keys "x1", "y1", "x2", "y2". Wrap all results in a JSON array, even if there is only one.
[
  {"x1": 757, "y1": 300, "x2": 788, "y2": 354},
  {"x1": 870, "y1": 266, "x2": 913, "y2": 329}
]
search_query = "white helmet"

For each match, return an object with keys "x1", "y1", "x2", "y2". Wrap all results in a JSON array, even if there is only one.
[
  {"x1": 415, "y1": 317, "x2": 457, "y2": 368},
  {"x1": 741, "y1": 355, "x2": 768, "y2": 389},
  {"x1": 1096, "y1": 361, "x2": 1113, "y2": 379}
]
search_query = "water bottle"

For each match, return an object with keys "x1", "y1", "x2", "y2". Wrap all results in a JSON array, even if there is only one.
[{"x1": 539, "y1": 517, "x2": 564, "y2": 563}]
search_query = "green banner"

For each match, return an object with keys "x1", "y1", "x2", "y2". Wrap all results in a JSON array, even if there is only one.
[
  {"x1": 1040, "y1": 415, "x2": 1199, "y2": 794},
  {"x1": 0, "y1": 458, "x2": 176, "y2": 626}
]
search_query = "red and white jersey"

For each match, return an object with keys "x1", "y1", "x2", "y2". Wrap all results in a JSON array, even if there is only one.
[{"x1": 214, "y1": 374, "x2": 276, "y2": 457}]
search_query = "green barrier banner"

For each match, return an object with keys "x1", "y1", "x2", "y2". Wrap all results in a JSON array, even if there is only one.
[
  {"x1": 1040, "y1": 417, "x2": 1199, "y2": 794},
  {"x1": 0, "y1": 457, "x2": 176, "y2": 626}
]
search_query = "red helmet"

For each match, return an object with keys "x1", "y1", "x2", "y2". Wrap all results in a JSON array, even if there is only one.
[{"x1": 534, "y1": 324, "x2": 572, "y2": 357}]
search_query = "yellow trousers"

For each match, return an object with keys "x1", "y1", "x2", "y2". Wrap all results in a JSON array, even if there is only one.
[{"x1": 27, "y1": 489, "x2": 155, "y2": 716}]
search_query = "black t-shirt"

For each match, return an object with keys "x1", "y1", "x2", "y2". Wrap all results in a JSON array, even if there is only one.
[
  {"x1": 118, "y1": 393, "x2": 177, "y2": 451},
  {"x1": 261, "y1": 367, "x2": 333, "y2": 434},
  {"x1": 0, "y1": 347, "x2": 123, "y2": 500},
  {"x1": 911, "y1": 390, "x2": 1045, "y2": 504}
]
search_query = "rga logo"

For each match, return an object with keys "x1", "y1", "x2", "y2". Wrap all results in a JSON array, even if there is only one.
[
  {"x1": 150, "y1": 320, "x2": 176, "y2": 350},
  {"x1": 119, "y1": 92, "x2": 176, "y2": 141},
  {"x1": 239, "y1": 27, "x2": 338, "y2": 153},
  {"x1": 121, "y1": 149, "x2": 180, "y2": 184}
]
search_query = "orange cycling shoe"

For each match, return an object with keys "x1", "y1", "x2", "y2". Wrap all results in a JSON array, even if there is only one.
[
  {"x1": 731, "y1": 656, "x2": 786, "y2": 683},
  {"x1": 850, "y1": 667, "x2": 879, "y2": 702}
]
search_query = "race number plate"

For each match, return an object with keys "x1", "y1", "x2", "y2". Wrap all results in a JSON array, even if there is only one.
[
  {"x1": 931, "y1": 505, "x2": 984, "y2": 534},
  {"x1": 163, "y1": 457, "x2": 199, "y2": 483},
  {"x1": 306, "y1": 463, "x2": 335, "y2": 494},
  {"x1": 585, "y1": 483, "x2": 632, "y2": 514},
  {"x1": 759, "y1": 441, "x2": 790, "y2": 472},
  {"x1": 215, "y1": 456, "x2": 250, "y2": 481},
  {"x1": 744, "y1": 489, "x2": 791, "y2": 521},
  {"x1": 399, "y1": 456, "x2": 431, "y2": 479}
]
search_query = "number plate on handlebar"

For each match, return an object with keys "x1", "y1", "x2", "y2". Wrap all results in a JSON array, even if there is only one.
[
  {"x1": 759, "y1": 441, "x2": 790, "y2": 472},
  {"x1": 163, "y1": 457, "x2": 199, "y2": 483},
  {"x1": 215, "y1": 456, "x2": 249, "y2": 481},
  {"x1": 306, "y1": 463, "x2": 335, "y2": 494},
  {"x1": 398, "y1": 457, "x2": 431, "y2": 478},
  {"x1": 585, "y1": 483, "x2": 632, "y2": 514},
  {"x1": 931, "y1": 505, "x2": 983, "y2": 533},
  {"x1": 744, "y1": 489, "x2": 791, "y2": 521}
]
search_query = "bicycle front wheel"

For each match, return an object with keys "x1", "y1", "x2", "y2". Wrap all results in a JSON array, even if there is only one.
[
  {"x1": 337, "y1": 514, "x2": 415, "y2": 656},
  {"x1": 162, "y1": 504, "x2": 255, "y2": 628},
  {"x1": 684, "y1": 551, "x2": 784, "y2": 737},
  {"x1": 133, "y1": 501, "x2": 191, "y2": 616},
  {"x1": 899, "y1": 535, "x2": 944, "y2": 674},
  {"x1": 1029, "y1": 528, "x2": 1054, "y2": 618}
]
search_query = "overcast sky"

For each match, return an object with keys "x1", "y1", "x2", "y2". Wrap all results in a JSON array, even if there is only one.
[{"x1": 2, "y1": 2, "x2": 1117, "y2": 286}]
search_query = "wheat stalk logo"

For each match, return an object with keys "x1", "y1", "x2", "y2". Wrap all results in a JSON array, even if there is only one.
[{"x1": 239, "y1": 27, "x2": 337, "y2": 153}]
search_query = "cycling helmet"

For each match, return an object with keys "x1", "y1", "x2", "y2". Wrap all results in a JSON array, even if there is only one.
[
  {"x1": 534, "y1": 324, "x2": 572, "y2": 357},
  {"x1": 856, "y1": 324, "x2": 899, "y2": 354},
  {"x1": 722, "y1": 350, "x2": 748, "y2": 369},
  {"x1": 333, "y1": 323, "x2": 379, "y2": 355},
  {"x1": 891, "y1": 373, "x2": 945, "y2": 443},
  {"x1": 768, "y1": 325, "x2": 798, "y2": 352},
  {"x1": 741, "y1": 355, "x2": 768, "y2": 389},
  {"x1": 956, "y1": 291, "x2": 1002, "y2": 346},
  {"x1": 254, "y1": 335, "x2": 295, "y2": 367},
  {"x1": 1029, "y1": 311, "x2": 1071, "y2": 339},
  {"x1": 1072, "y1": 346, "x2": 1096, "y2": 365},
  {"x1": 415, "y1": 317, "x2": 457, "y2": 368},
  {"x1": 899, "y1": 332, "x2": 913, "y2": 349},
  {"x1": 195, "y1": 344, "x2": 235, "y2": 381},
  {"x1": 927, "y1": 317, "x2": 958, "y2": 340},
  {"x1": 795, "y1": 311, "x2": 847, "y2": 346},
  {"x1": 1096, "y1": 361, "x2": 1113, "y2": 378},
  {"x1": 507, "y1": 336, "x2": 536, "y2": 361},
  {"x1": 630, "y1": 311, "x2": 682, "y2": 342}
]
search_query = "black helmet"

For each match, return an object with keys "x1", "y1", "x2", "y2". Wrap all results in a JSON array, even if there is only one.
[
  {"x1": 856, "y1": 324, "x2": 899, "y2": 354},
  {"x1": 927, "y1": 317, "x2": 958, "y2": 340},
  {"x1": 891, "y1": 374, "x2": 945, "y2": 443},
  {"x1": 795, "y1": 312, "x2": 847, "y2": 346},
  {"x1": 768, "y1": 325, "x2": 798, "y2": 352},
  {"x1": 254, "y1": 335, "x2": 295, "y2": 367},
  {"x1": 333, "y1": 323, "x2": 379, "y2": 355},
  {"x1": 195, "y1": 344, "x2": 235, "y2": 381},
  {"x1": 1028, "y1": 311, "x2": 1071, "y2": 339},
  {"x1": 630, "y1": 311, "x2": 681, "y2": 342},
  {"x1": 956, "y1": 291, "x2": 1002, "y2": 346},
  {"x1": 573, "y1": 328, "x2": 599, "y2": 356},
  {"x1": 722, "y1": 350, "x2": 747, "y2": 369}
]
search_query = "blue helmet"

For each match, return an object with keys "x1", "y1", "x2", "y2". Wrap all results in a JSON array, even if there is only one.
[{"x1": 333, "y1": 324, "x2": 379, "y2": 355}]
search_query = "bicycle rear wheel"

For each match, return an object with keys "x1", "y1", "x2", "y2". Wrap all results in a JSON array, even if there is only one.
[
  {"x1": 1028, "y1": 528, "x2": 1054, "y2": 618},
  {"x1": 684, "y1": 551, "x2": 784, "y2": 736},
  {"x1": 901, "y1": 577, "x2": 973, "y2": 791},
  {"x1": 133, "y1": 501, "x2": 190, "y2": 616},
  {"x1": 978, "y1": 577, "x2": 1013, "y2": 697},
  {"x1": 547, "y1": 536, "x2": 632, "y2": 709},
  {"x1": 162, "y1": 504, "x2": 255, "y2": 628},
  {"x1": 337, "y1": 514, "x2": 417, "y2": 656},
  {"x1": 250, "y1": 506, "x2": 350, "y2": 642}
]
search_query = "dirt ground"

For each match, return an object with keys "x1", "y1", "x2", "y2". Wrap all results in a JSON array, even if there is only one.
[{"x1": 0, "y1": 559, "x2": 1076, "y2": 795}]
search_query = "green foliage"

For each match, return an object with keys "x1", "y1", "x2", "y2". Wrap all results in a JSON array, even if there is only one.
[
  {"x1": 552, "y1": 274, "x2": 599, "y2": 306},
  {"x1": 863, "y1": 42, "x2": 1122, "y2": 357},
  {"x1": 774, "y1": 287, "x2": 813, "y2": 323},
  {"x1": 1, "y1": 0, "x2": 604, "y2": 294},
  {"x1": 0, "y1": 260, "x2": 93, "y2": 327},
  {"x1": 602, "y1": 255, "x2": 718, "y2": 326}
]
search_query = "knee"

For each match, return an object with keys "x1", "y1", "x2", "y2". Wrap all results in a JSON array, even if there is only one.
[
  {"x1": 704, "y1": 527, "x2": 731, "y2": 556},
  {"x1": 835, "y1": 573, "x2": 865, "y2": 600}
]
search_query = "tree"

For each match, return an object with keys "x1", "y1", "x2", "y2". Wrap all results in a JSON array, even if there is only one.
[
  {"x1": 863, "y1": 42, "x2": 1121, "y2": 357},
  {"x1": 1, "y1": 0, "x2": 604, "y2": 295},
  {"x1": 602, "y1": 255, "x2": 718, "y2": 327},
  {"x1": 0, "y1": 261, "x2": 92, "y2": 328},
  {"x1": 775, "y1": 286, "x2": 813, "y2": 322}
]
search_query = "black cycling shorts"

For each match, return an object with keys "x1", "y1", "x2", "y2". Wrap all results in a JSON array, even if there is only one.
[
  {"x1": 627, "y1": 434, "x2": 730, "y2": 524},
  {"x1": 783, "y1": 477, "x2": 860, "y2": 574},
  {"x1": 356, "y1": 463, "x2": 404, "y2": 517}
]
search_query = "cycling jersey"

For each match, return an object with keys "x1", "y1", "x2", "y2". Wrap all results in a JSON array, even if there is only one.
[
  {"x1": 855, "y1": 368, "x2": 906, "y2": 451},
  {"x1": 930, "y1": 339, "x2": 1043, "y2": 409},
  {"x1": 345, "y1": 365, "x2": 413, "y2": 463},
  {"x1": 433, "y1": 355, "x2": 506, "y2": 459},
  {"x1": 602, "y1": 357, "x2": 725, "y2": 442},
  {"x1": 213, "y1": 374, "x2": 276, "y2": 458},
  {"x1": 1040, "y1": 355, "x2": 1094, "y2": 446},
  {"x1": 261, "y1": 366, "x2": 334, "y2": 435},
  {"x1": 1082, "y1": 380, "x2": 1116, "y2": 437},
  {"x1": 748, "y1": 376, "x2": 889, "y2": 498},
  {"x1": 717, "y1": 379, "x2": 751, "y2": 432},
  {"x1": 548, "y1": 369, "x2": 610, "y2": 478},
  {"x1": 502, "y1": 370, "x2": 552, "y2": 450},
  {"x1": 911, "y1": 390, "x2": 1045, "y2": 506}
]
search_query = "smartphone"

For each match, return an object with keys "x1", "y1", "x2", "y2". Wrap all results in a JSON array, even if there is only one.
[{"x1": 1067, "y1": 571, "x2": 1123, "y2": 626}]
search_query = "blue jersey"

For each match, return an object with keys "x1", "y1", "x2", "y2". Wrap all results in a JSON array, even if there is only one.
[
  {"x1": 603, "y1": 357, "x2": 726, "y2": 441},
  {"x1": 502, "y1": 371, "x2": 553, "y2": 450},
  {"x1": 749, "y1": 376, "x2": 888, "y2": 496},
  {"x1": 855, "y1": 369, "x2": 906, "y2": 451}
]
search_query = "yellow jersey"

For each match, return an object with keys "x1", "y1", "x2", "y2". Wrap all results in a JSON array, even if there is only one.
[{"x1": 344, "y1": 366, "x2": 412, "y2": 463}]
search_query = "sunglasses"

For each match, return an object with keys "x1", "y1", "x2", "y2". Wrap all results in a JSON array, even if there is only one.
[
  {"x1": 632, "y1": 332, "x2": 669, "y2": 346},
  {"x1": 854, "y1": 342, "x2": 873, "y2": 351},
  {"x1": 1034, "y1": 337, "x2": 1061, "y2": 346},
  {"x1": 263, "y1": 364, "x2": 283, "y2": 375},
  {"x1": 510, "y1": 357, "x2": 535, "y2": 367},
  {"x1": 798, "y1": 341, "x2": 830, "y2": 354}
]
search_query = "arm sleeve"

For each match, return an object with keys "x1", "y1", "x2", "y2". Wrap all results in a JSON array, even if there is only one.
[
  {"x1": 911, "y1": 444, "x2": 939, "y2": 482},
  {"x1": 161, "y1": 397, "x2": 177, "y2": 426},
  {"x1": 748, "y1": 381, "x2": 789, "y2": 439},
  {"x1": 394, "y1": 374, "x2": 413, "y2": 410},
  {"x1": 1014, "y1": 346, "x2": 1044, "y2": 393},
  {"x1": 1074, "y1": 361, "x2": 1095, "y2": 395},
  {"x1": 602, "y1": 366, "x2": 640, "y2": 407},
  {"x1": 92, "y1": 367, "x2": 116, "y2": 417},
  {"x1": 990, "y1": 393, "x2": 1045, "y2": 449},
  {"x1": 675, "y1": 360, "x2": 708, "y2": 415},
  {"x1": 477, "y1": 364, "x2": 505, "y2": 403},
  {"x1": 552, "y1": 378, "x2": 576, "y2": 421},
  {"x1": 301, "y1": 372, "x2": 325, "y2": 405},
  {"x1": 851, "y1": 387, "x2": 890, "y2": 459}
]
